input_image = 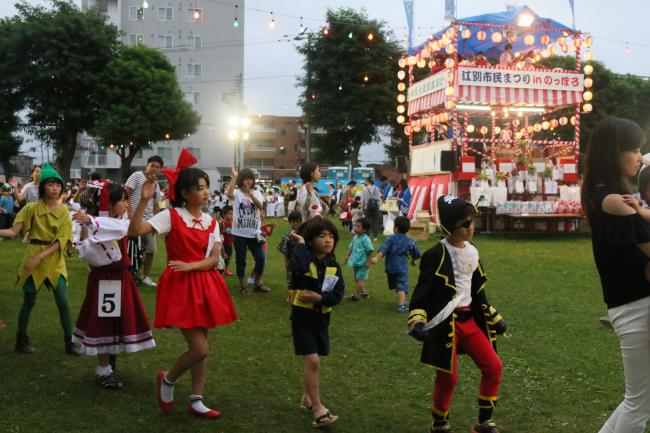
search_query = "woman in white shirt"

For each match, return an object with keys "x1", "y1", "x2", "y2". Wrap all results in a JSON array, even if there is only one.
[
  {"x1": 297, "y1": 162, "x2": 328, "y2": 222},
  {"x1": 226, "y1": 167, "x2": 270, "y2": 294}
]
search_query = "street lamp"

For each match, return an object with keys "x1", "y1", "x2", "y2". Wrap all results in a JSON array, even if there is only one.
[{"x1": 227, "y1": 115, "x2": 250, "y2": 170}]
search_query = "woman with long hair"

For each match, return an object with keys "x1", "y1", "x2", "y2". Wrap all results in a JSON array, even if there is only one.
[{"x1": 581, "y1": 116, "x2": 650, "y2": 433}]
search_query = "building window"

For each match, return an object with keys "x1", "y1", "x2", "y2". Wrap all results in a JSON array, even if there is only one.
[
  {"x1": 129, "y1": 6, "x2": 144, "y2": 21},
  {"x1": 128, "y1": 34, "x2": 144, "y2": 46},
  {"x1": 184, "y1": 92, "x2": 200, "y2": 105},
  {"x1": 158, "y1": 7, "x2": 173, "y2": 22},
  {"x1": 186, "y1": 63, "x2": 202, "y2": 78},
  {"x1": 187, "y1": 35, "x2": 202, "y2": 49},
  {"x1": 188, "y1": 8, "x2": 203, "y2": 22},
  {"x1": 156, "y1": 146, "x2": 172, "y2": 161},
  {"x1": 187, "y1": 147, "x2": 201, "y2": 159},
  {"x1": 158, "y1": 35, "x2": 173, "y2": 49}
]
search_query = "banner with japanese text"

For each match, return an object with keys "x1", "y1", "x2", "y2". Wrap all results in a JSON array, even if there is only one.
[
  {"x1": 407, "y1": 69, "x2": 452, "y2": 101},
  {"x1": 457, "y1": 67, "x2": 584, "y2": 92}
]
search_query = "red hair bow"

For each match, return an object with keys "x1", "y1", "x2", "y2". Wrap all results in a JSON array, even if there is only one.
[{"x1": 161, "y1": 148, "x2": 198, "y2": 201}]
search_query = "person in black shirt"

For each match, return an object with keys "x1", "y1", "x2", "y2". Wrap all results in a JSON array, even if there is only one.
[
  {"x1": 581, "y1": 116, "x2": 650, "y2": 433},
  {"x1": 288, "y1": 218, "x2": 344, "y2": 428}
]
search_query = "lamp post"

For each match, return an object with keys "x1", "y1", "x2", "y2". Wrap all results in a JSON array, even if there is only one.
[{"x1": 227, "y1": 116, "x2": 250, "y2": 170}]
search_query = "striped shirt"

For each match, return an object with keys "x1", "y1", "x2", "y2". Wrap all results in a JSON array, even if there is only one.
[{"x1": 126, "y1": 171, "x2": 160, "y2": 220}]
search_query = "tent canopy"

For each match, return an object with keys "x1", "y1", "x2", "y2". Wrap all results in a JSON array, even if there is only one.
[{"x1": 408, "y1": 5, "x2": 577, "y2": 58}]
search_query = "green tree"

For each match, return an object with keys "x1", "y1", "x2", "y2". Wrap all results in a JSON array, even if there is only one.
[
  {"x1": 11, "y1": 0, "x2": 120, "y2": 180},
  {"x1": 297, "y1": 8, "x2": 402, "y2": 166},
  {"x1": 91, "y1": 45, "x2": 200, "y2": 181}
]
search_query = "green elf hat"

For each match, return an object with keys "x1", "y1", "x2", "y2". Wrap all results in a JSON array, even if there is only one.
[{"x1": 39, "y1": 163, "x2": 64, "y2": 186}]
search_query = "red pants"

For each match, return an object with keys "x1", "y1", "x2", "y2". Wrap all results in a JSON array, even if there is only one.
[{"x1": 433, "y1": 317, "x2": 502, "y2": 415}]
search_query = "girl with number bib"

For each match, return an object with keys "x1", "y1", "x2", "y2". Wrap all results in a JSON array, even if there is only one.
[
  {"x1": 72, "y1": 181, "x2": 155, "y2": 389},
  {"x1": 128, "y1": 149, "x2": 237, "y2": 419}
]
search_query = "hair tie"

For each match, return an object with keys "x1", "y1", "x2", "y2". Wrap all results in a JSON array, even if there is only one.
[{"x1": 161, "y1": 148, "x2": 198, "y2": 201}]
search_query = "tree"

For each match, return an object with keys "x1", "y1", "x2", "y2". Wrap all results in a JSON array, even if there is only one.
[
  {"x1": 90, "y1": 45, "x2": 200, "y2": 180},
  {"x1": 11, "y1": 0, "x2": 120, "y2": 180},
  {"x1": 297, "y1": 8, "x2": 402, "y2": 166},
  {"x1": 0, "y1": 17, "x2": 24, "y2": 180}
]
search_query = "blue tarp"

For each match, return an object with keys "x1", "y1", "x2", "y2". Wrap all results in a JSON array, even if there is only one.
[{"x1": 408, "y1": 5, "x2": 576, "y2": 59}]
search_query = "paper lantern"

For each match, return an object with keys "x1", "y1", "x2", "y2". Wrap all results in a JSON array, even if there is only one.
[
  {"x1": 480, "y1": 126, "x2": 488, "y2": 135},
  {"x1": 397, "y1": 82, "x2": 406, "y2": 91},
  {"x1": 512, "y1": 119, "x2": 520, "y2": 127},
  {"x1": 430, "y1": 41, "x2": 440, "y2": 51},
  {"x1": 524, "y1": 34, "x2": 535, "y2": 46},
  {"x1": 541, "y1": 49, "x2": 550, "y2": 58},
  {"x1": 583, "y1": 103, "x2": 593, "y2": 113},
  {"x1": 413, "y1": 126, "x2": 421, "y2": 132},
  {"x1": 534, "y1": 123, "x2": 542, "y2": 132},
  {"x1": 445, "y1": 86, "x2": 455, "y2": 96},
  {"x1": 398, "y1": 58, "x2": 406, "y2": 68},
  {"x1": 445, "y1": 44, "x2": 456, "y2": 54},
  {"x1": 493, "y1": 126, "x2": 502, "y2": 135},
  {"x1": 441, "y1": 34, "x2": 450, "y2": 46},
  {"x1": 466, "y1": 124, "x2": 475, "y2": 133},
  {"x1": 417, "y1": 58, "x2": 427, "y2": 68},
  {"x1": 444, "y1": 58, "x2": 455, "y2": 68},
  {"x1": 439, "y1": 112, "x2": 449, "y2": 122},
  {"x1": 397, "y1": 70, "x2": 406, "y2": 80},
  {"x1": 540, "y1": 34, "x2": 551, "y2": 45},
  {"x1": 584, "y1": 64, "x2": 593, "y2": 75},
  {"x1": 476, "y1": 30, "x2": 486, "y2": 41},
  {"x1": 583, "y1": 91, "x2": 593, "y2": 101},
  {"x1": 585, "y1": 51, "x2": 593, "y2": 61},
  {"x1": 396, "y1": 115, "x2": 405, "y2": 124},
  {"x1": 421, "y1": 48, "x2": 430, "y2": 58},
  {"x1": 549, "y1": 45, "x2": 557, "y2": 55},
  {"x1": 491, "y1": 32, "x2": 503, "y2": 43},
  {"x1": 407, "y1": 56, "x2": 418, "y2": 66},
  {"x1": 445, "y1": 100, "x2": 456, "y2": 110},
  {"x1": 524, "y1": 127, "x2": 531, "y2": 135},
  {"x1": 397, "y1": 94, "x2": 406, "y2": 103},
  {"x1": 431, "y1": 115, "x2": 440, "y2": 124},
  {"x1": 448, "y1": 27, "x2": 457, "y2": 39},
  {"x1": 570, "y1": 116, "x2": 576, "y2": 125},
  {"x1": 461, "y1": 28, "x2": 471, "y2": 39},
  {"x1": 559, "y1": 116, "x2": 568, "y2": 126},
  {"x1": 557, "y1": 36, "x2": 565, "y2": 45},
  {"x1": 561, "y1": 44, "x2": 569, "y2": 53},
  {"x1": 514, "y1": 132, "x2": 522, "y2": 140},
  {"x1": 506, "y1": 30, "x2": 517, "y2": 42},
  {"x1": 574, "y1": 37, "x2": 582, "y2": 48},
  {"x1": 584, "y1": 78, "x2": 593, "y2": 88},
  {"x1": 397, "y1": 105, "x2": 405, "y2": 114},
  {"x1": 550, "y1": 119, "x2": 559, "y2": 128},
  {"x1": 585, "y1": 35, "x2": 593, "y2": 48},
  {"x1": 541, "y1": 121, "x2": 550, "y2": 130},
  {"x1": 404, "y1": 125, "x2": 412, "y2": 135}
]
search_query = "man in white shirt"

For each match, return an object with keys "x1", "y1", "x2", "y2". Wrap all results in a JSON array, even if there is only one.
[
  {"x1": 125, "y1": 155, "x2": 163, "y2": 287},
  {"x1": 499, "y1": 43, "x2": 513, "y2": 67}
]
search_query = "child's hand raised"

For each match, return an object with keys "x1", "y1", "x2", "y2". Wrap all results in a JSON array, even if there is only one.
[
  {"x1": 289, "y1": 231, "x2": 305, "y2": 244},
  {"x1": 140, "y1": 175, "x2": 157, "y2": 202}
]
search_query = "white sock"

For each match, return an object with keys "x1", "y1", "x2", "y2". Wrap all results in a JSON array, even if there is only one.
[
  {"x1": 96, "y1": 365, "x2": 113, "y2": 377},
  {"x1": 160, "y1": 373, "x2": 175, "y2": 403},
  {"x1": 190, "y1": 395, "x2": 211, "y2": 413}
]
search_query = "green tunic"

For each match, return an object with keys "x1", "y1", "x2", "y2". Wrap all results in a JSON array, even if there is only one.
[{"x1": 14, "y1": 201, "x2": 72, "y2": 289}]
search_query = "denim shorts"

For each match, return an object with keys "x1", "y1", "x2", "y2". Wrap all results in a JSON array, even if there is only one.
[{"x1": 387, "y1": 272, "x2": 409, "y2": 292}]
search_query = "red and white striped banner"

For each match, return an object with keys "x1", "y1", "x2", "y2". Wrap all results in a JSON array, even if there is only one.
[
  {"x1": 457, "y1": 85, "x2": 582, "y2": 106},
  {"x1": 407, "y1": 176, "x2": 433, "y2": 221},
  {"x1": 407, "y1": 89, "x2": 446, "y2": 116},
  {"x1": 429, "y1": 174, "x2": 452, "y2": 225}
]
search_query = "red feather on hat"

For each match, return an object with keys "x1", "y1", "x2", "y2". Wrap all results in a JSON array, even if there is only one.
[{"x1": 161, "y1": 148, "x2": 198, "y2": 201}]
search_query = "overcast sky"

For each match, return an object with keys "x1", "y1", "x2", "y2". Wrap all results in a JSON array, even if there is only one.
[{"x1": 2, "y1": 0, "x2": 648, "y2": 164}]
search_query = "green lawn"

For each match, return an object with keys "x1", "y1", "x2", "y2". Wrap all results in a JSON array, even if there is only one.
[{"x1": 0, "y1": 219, "x2": 624, "y2": 433}]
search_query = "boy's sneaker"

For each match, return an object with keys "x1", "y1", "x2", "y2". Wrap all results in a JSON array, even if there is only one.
[
  {"x1": 359, "y1": 292, "x2": 369, "y2": 298},
  {"x1": 429, "y1": 421, "x2": 453, "y2": 432},
  {"x1": 141, "y1": 276, "x2": 157, "y2": 287},
  {"x1": 348, "y1": 294, "x2": 360, "y2": 302},
  {"x1": 397, "y1": 304, "x2": 408, "y2": 312},
  {"x1": 470, "y1": 420, "x2": 500, "y2": 433}
]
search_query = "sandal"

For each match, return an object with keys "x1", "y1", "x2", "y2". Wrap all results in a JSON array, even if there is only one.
[
  {"x1": 96, "y1": 373, "x2": 123, "y2": 390},
  {"x1": 312, "y1": 410, "x2": 338, "y2": 428},
  {"x1": 300, "y1": 401, "x2": 313, "y2": 411},
  {"x1": 254, "y1": 284, "x2": 271, "y2": 293}
]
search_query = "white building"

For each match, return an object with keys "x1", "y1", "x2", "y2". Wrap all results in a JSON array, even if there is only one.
[{"x1": 78, "y1": 0, "x2": 245, "y2": 180}]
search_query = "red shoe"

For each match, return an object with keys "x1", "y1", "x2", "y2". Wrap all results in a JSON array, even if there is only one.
[
  {"x1": 224, "y1": 270, "x2": 233, "y2": 276},
  {"x1": 156, "y1": 371, "x2": 174, "y2": 412},
  {"x1": 188, "y1": 404, "x2": 221, "y2": 419}
]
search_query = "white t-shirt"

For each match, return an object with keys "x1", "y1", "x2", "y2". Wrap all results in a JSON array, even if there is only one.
[
  {"x1": 499, "y1": 51, "x2": 512, "y2": 67},
  {"x1": 126, "y1": 171, "x2": 161, "y2": 220},
  {"x1": 148, "y1": 207, "x2": 221, "y2": 241},
  {"x1": 442, "y1": 239, "x2": 479, "y2": 308},
  {"x1": 232, "y1": 188, "x2": 263, "y2": 238}
]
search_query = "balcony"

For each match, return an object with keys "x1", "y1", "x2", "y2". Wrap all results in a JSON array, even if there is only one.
[{"x1": 81, "y1": 150, "x2": 122, "y2": 169}]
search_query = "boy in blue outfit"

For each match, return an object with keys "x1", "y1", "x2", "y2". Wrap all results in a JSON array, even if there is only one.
[
  {"x1": 344, "y1": 217, "x2": 374, "y2": 301},
  {"x1": 371, "y1": 216, "x2": 421, "y2": 312}
]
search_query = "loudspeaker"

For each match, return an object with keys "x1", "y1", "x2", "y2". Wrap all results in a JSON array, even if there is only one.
[
  {"x1": 396, "y1": 155, "x2": 409, "y2": 173},
  {"x1": 440, "y1": 150, "x2": 457, "y2": 172}
]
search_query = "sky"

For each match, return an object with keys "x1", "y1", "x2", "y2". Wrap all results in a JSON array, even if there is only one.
[{"x1": 2, "y1": 0, "x2": 649, "y2": 165}]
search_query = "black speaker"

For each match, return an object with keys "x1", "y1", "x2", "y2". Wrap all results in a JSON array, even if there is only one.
[
  {"x1": 440, "y1": 150, "x2": 457, "y2": 171},
  {"x1": 396, "y1": 155, "x2": 409, "y2": 173}
]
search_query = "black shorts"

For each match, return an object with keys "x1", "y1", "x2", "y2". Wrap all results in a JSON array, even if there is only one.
[
  {"x1": 291, "y1": 320, "x2": 329, "y2": 356},
  {"x1": 223, "y1": 244, "x2": 233, "y2": 264}
]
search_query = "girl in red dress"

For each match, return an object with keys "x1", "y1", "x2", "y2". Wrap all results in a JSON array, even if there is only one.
[
  {"x1": 72, "y1": 182, "x2": 155, "y2": 390},
  {"x1": 128, "y1": 160, "x2": 237, "y2": 419}
]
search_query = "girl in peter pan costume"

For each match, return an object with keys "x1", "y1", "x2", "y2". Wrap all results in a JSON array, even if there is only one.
[{"x1": 0, "y1": 163, "x2": 79, "y2": 355}]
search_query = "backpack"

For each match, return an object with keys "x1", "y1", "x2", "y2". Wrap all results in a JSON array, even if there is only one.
[{"x1": 366, "y1": 186, "x2": 380, "y2": 213}]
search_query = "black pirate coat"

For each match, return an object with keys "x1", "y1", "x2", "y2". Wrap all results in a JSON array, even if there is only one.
[{"x1": 408, "y1": 241, "x2": 505, "y2": 373}]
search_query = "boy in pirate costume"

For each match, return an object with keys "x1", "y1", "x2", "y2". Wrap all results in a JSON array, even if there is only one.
[
  {"x1": 408, "y1": 195, "x2": 507, "y2": 433},
  {"x1": 0, "y1": 163, "x2": 79, "y2": 355}
]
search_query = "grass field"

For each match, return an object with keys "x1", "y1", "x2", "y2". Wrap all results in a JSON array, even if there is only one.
[{"x1": 0, "y1": 219, "x2": 625, "y2": 433}]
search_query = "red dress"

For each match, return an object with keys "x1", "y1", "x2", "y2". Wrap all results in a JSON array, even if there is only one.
[
  {"x1": 155, "y1": 208, "x2": 237, "y2": 329},
  {"x1": 73, "y1": 237, "x2": 155, "y2": 355}
]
